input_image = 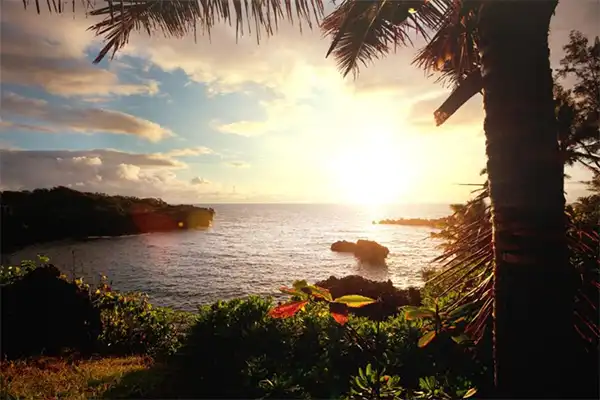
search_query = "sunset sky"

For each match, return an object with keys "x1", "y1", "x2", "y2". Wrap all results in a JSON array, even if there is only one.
[{"x1": 1, "y1": 0, "x2": 598, "y2": 204}]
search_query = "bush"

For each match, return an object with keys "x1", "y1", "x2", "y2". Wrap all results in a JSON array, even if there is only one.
[
  {"x1": 88, "y1": 276, "x2": 196, "y2": 358},
  {"x1": 149, "y1": 295, "x2": 486, "y2": 399},
  {"x1": 0, "y1": 258, "x2": 195, "y2": 360}
]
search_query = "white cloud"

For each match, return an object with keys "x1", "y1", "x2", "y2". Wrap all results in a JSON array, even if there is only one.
[
  {"x1": 227, "y1": 161, "x2": 251, "y2": 168},
  {"x1": 191, "y1": 177, "x2": 211, "y2": 185},
  {"x1": 1, "y1": 92, "x2": 173, "y2": 142},
  {"x1": 0, "y1": 2, "x2": 158, "y2": 99},
  {"x1": 164, "y1": 146, "x2": 216, "y2": 157},
  {"x1": 0, "y1": 149, "x2": 224, "y2": 203}
]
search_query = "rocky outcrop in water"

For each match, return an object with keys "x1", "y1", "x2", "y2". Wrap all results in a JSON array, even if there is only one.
[
  {"x1": 315, "y1": 275, "x2": 422, "y2": 320},
  {"x1": 331, "y1": 239, "x2": 390, "y2": 264}
]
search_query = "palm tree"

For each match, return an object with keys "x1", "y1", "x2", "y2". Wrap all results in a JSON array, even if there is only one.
[{"x1": 24, "y1": 0, "x2": 575, "y2": 397}]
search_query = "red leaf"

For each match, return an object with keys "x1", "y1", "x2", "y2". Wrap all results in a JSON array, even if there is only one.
[
  {"x1": 279, "y1": 286, "x2": 302, "y2": 296},
  {"x1": 268, "y1": 301, "x2": 308, "y2": 318},
  {"x1": 329, "y1": 302, "x2": 349, "y2": 325},
  {"x1": 331, "y1": 311, "x2": 348, "y2": 325}
]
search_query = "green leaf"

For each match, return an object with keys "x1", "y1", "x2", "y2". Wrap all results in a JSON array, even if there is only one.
[
  {"x1": 334, "y1": 295, "x2": 376, "y2": 308},
  {"x1": 463, "y1": 388, "x2": 478, "y2": 398},
  {"x1": 418, "y1": 330, "x2": 436, "y2": 348},
  {"x1": 292, "y1": 280, "x2": 308, "y2": 290},
  {"x1": 355, "y1": 376, "x2": 367, "y2": 390},
  {"x1": 366, "y1": 363, "x2": 372, "y2": 377},
  {"x1": 451, "y1": 334, "x2": 470, "y2": 344},
  {"x1": 307, "y1": 285, "x2": 333, "y2": 301},
  {"x1": 405, "y1": 307, "x2": 436, "y2": 320}
]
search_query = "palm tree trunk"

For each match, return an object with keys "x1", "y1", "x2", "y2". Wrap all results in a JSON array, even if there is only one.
[{"x1": 478, "y1": 1, "x2": 576, "y2": 398}]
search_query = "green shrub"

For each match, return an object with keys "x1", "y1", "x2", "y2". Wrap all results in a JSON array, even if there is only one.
[
  {"x1": 1, "y1": 258, "x2": 195, "y2": 359},
  {"x1": 150, "y1": 293, "x2": 486, "y2": 399}
]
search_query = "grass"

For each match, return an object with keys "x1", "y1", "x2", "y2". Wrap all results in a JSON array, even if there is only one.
[{"x1": 0, "y1": 355, "x2": 157, "y2": 399}]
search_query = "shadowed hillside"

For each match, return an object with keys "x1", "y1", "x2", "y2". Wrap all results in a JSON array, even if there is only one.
[{"x1": 1, "y1": 187, "x2": 215, "y2": 254}]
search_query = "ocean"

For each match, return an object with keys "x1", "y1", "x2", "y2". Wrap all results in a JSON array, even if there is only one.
[{"x1": 8, "y1": 203, "x2": 450, "y2": 311}]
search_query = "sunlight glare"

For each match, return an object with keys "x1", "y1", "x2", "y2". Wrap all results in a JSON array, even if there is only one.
[{"x1": 328, "y1": 133, "x2": 417, "y2": 205}]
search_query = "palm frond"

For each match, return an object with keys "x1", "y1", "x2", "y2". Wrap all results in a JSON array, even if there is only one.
[
  {"x1": 22, "y1": 0, "x2": 325, "y2": 64},
  {"x1": 412, "y1": 0, "x2": 481, "y2": 88},
  {"x1": 429, "y1": 186, "x2": 599, "y2": 349},
  {"x1": 321, "y1": 0, "x2": 451, "y2": 78}
]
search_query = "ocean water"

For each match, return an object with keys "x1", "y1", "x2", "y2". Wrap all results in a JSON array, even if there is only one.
[{"x1": 8, "y1": 203, "x2": 450, "y2": 311}]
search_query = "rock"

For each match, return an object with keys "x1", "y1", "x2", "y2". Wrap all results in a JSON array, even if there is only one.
[
  {"x1": 330, "y1": 240, "x2": 357, "y2": 253},
  {"x1": 315, "y1": 275, "x2": 422, "y2": 320},
  {"x1": 0, "y1": 264, "x2": 101, "y2": 359},
  {"x1": 331, "y1": 239, "x2": 390, "y2": 264}
]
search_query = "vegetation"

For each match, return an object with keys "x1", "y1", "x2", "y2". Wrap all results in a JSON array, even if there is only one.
[
  {"x1": 1, "y1": 257, "x2": 196, "y2": 361},
  {"x1": 1, "y1": 259, "x2": 488, "y2": 399},
  {"x1": 1, "y1": 186, "x2": 215, "y2": 254}
]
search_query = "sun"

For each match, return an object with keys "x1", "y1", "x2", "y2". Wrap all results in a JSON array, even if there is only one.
[{"x1": 328, "y1": 137, "x2": 417, "y2": 205}]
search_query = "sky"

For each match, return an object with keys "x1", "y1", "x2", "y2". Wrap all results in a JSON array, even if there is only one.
[{"x1": 0, "y1": 0, "x2": 598, "y2": 204}]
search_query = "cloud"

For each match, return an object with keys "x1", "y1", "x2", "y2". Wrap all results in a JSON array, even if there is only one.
[
  {"x1": 0, "y1": 148, "x2": 223, "y2": 203},
  {"x1": 164, "y1": 146, "x2": 215, "y2": 157},
  {"x1": 0, "y1": 3, "x2": 158, "y2": 99},
  {"x1": 213, "y1": 120, "x2": 265, "y2": 137},
  {"x1": 1, "y1": 92, "x2": 173, "y2": 141},
  {"x1": 191, "y1": 177, "x2": 211, "y2": 185},
  {"x1": 0, "y1": 120, "x2": 57, "y2": 133},
  {"x1": 227, "y1": 161, "x2": 251, "y2": 168}
]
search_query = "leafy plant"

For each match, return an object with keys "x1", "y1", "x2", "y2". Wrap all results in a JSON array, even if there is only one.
[
  {"x1": 268, "y1": 279, "x2": 376, "y2": 325},
  {"x1": 413, "y1": 376, "x2": 477, "y2": 400},
  {"x1": 348, "y1": 363, "x2": 403, "y2": 400},
  {"x1": 0, "y1": 255, "x2": 49, "y2": 285},
  {"x1": 403, "y1": 304, "x2": 471, "y2": 349},
  {"x1": 79, "y1": 274, "x2": 196, "y2": 358}
]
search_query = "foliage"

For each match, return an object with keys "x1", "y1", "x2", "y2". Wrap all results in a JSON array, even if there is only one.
[
  {"x1": 150, "y1": 294, "x2": 487, "y2": 398},
  {"x1": 316, "y1": 275, "x2": 422, "y2": 320},
  {"x1": 269, "y1": 279, "x2": 377, "y2": 325},
  {"x1": 1, "y1": 186, "x2": 215, "y2": 253},
  {"x1": 347, "y1": 364, "x2": 403, "y2": 400},
  {"x1": 1, "y1": 258, "x2": 196, "y2": 360},
  {"x1": 422, "y1": 32, "x2": 600, "y2": 350},
  {"x1": 555, "y1": 30, "x2": 600, "y2": 172},
  {"x1": 82, "y1": 276, "x2": 197, "y2": 358},
  {"x1": 0, "y1": 255, "x2": 48, "y2": 285}
]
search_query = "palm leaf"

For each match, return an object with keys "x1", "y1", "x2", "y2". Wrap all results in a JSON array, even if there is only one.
[
  {"x1": 412, "y1": 0, "x2": 481, "y2": 88},
  {"x1": 321, "y1": 0, "x2": 451, "y2": 78},
  {"x1": 22, "y1": 0, "x2": 325, "y2": 63}
]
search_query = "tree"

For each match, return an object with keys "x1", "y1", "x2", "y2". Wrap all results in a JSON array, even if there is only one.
[
  {"x1": 23, "y1": 0, "x2": 577, "y2": 397},
  {"x1": 429, "y1": 30, "x2": 600, "y2": 399}
]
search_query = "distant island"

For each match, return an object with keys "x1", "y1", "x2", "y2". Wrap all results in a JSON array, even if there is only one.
[
  {"x1": 1, "y1": 187, "x2": 215, "y2": 254},
  {"x1": 373, "y1": 218, "x2": 445, "y2": 228}
]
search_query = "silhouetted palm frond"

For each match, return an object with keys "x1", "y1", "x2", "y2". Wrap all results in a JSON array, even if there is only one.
[
  {"x1": 321, "y1": 0, "x2": 452, "y2": 78},
  {"x1": 22, "y1": 0, "x2": 325, "y2": 64},
  {"x1": 412, "y1": 0, "x2": 480, "y2": 88},
  {"x1": 428, "y1": 181, "x2": 599, "y2": 349}
]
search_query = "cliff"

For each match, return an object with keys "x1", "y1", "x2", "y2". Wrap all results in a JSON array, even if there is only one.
[{"x1": 1, "y1": 187, "x2": 215, "y2": 253}]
